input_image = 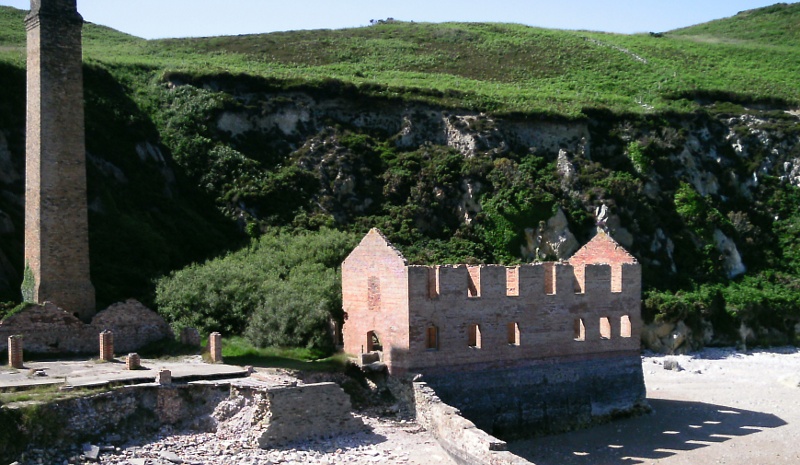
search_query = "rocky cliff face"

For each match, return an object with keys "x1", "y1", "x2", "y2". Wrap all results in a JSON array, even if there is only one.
[{"x1": 185, "y1": 77, "x2": 798, "y2": 267}]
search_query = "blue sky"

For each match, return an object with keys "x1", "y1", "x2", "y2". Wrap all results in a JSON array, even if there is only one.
[{"x1": 0, "y1": 0, "x2": 796, "y2": 39}]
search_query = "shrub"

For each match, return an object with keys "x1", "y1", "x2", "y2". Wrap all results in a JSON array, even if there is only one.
[{"x1": 155, "y1": 228, "x2": 358, "y2": 354}]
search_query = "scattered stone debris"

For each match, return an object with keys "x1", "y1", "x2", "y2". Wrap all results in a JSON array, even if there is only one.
[
  {"x1": 12, "y1": 411, "x2": 442, "y2": 465},
  {"x1": 663, "y1": 358, "x2": 683, "y2": 371}
]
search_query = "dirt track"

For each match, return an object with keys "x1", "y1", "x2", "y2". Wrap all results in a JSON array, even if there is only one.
[{"x1": 510, "y1": 347, "x2": 800, "y2": 465}]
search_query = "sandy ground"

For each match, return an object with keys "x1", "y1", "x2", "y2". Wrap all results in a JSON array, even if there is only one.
[{"x1": 510, "y1": 347, "x2": 800, "y2": 465}]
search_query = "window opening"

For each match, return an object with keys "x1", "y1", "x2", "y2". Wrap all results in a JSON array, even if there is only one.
[
  {"x1": 468, "y1": 324, "x2": 482, "y2": 348},
  {"x1": 468, "y1": 266, "x2": 481, "y2": 298},
  {"x1": 506, "y1": 267, "x2": 519, "y2": 296},
  {"x1": 426, "y1": 325, "x2": 439, "y2": 350},
  {"x1": 574, "y1": 318, "x2": 586, "y2": 341},
  {"x1": 620, "y1": 315, "x2": 632, "y2": 338},
  {"x1": 367, "y1": 331, "x2": 382, "y2": 352},
  {"x1": 508, "y1": 322, "x2": 520, "y2": 346},
  {"x1": 600, "y1": 317, "x2": 612, "y2": 339}
]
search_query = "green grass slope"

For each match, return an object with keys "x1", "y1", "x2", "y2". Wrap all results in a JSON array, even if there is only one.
[
  {"x1": 3, "y1": 4, "x2": 798, "y2": 116},
  {"x1": 669, "y1": 2, "x2": 800, "y2": 46}
]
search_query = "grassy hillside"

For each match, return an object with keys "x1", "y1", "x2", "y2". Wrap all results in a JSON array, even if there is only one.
[
  {"x1": 128, "y1": 21, "x2": 799, "y2": 117},
  {"x1": 3, "y1": 5, "x2": 798, "y2": 117},
  {"x1": 670, "y1": 2, "x2": 800, "y2": 46}
]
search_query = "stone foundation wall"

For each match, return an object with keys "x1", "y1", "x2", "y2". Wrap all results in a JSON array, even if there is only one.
[
  {"x1": 0, "y1": 299, "x2": 173, "y2": 354},
  {"x1": 412, "y1": 381, "x2": 532, "y2": 465},
  {"x1": 0, "y1": 384, "x2": 229, "y2": 462},
  {"x1": 421, "y1": 353, "x2": 648, "y2": 439},
  {"x1": 243, "y1": 382, "x2": 365, "y2": 448}
]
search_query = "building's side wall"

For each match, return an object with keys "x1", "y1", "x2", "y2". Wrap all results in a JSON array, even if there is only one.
[
  {"x1": 422, "y1": 354, "x2": 647, "y2": 439},
  {"x1": 403, "y1": 261, "x2": 641, "y2": 374},
  {"x1": 342, "y1": 230, "x2": 409, "y2": 369}
]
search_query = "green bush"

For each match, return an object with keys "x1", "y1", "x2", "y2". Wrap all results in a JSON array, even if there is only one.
[
  {"x1": 626, "y1": 141, "x2": 650, "y2": 174},
  {"x1": 245, "y1": 262, "x2": 340, "y2": 352},
  {"x1": 155, "y1": 228, "x2": 359, "y2": 354}
]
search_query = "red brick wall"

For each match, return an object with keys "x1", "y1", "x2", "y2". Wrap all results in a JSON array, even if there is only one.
[
  {"x1": 342, "y1": 229, "x2": 642, "y2": 375},
  {"x1": 569, "y1": 231, "x2": 637, "y2": 293},
  {"x1": 8, "y1": 335, "x2": 23, "y2": 368},
  {"x1": 342, "y1": 229, "x2": 410, "y2": 369}
]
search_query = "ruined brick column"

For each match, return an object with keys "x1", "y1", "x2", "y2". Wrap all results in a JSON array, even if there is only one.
[
  {"x1": 155, "y1": 369, "x2": 171, "y2": 385},
  {"x1": 126, "y1": 353, "x2": 141, "y2": 370},
  {"x1": 23, "y1": 0, "x2": 96, "y2": 320},
  {"x1": 99, "y1": 330, "x2": 113, "y2": 361},
  {"x1": 209, "y1": 332, "x2": 223, "y2": 363},
  {"x1": 8, "y1": 335, "x2": 23, "y2": 369}
]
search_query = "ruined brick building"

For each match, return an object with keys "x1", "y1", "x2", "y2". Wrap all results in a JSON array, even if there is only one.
[{"x1": 342, "y1": 228, "x2": 647, "y2": 437}]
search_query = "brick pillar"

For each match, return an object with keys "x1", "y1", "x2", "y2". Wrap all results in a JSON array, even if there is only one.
[
  {"x1": 209, "y1": 332, "x2": 222, "y2": 363},
  {"x1": 8, "y1": 335, "x2": 23, "y2": 369},
  {"x1": 99, "y1": 330, "x2": 114, "y2": 361},
  {"x1": 126, "y1": 353, "x2": 141, "y2": 370},
  {"x1": 155, "y1": 369, "x2": 171, "y2": 385},
  {"x1": 24, "y1": 0, "x2": 96, "y2": 319}
]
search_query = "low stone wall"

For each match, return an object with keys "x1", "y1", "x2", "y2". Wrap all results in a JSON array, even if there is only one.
[
  {"x1": 421, "y1": 353, "x2": 648, "y2": 439},
  {"x1": 0, "y1": 299, "x2": 173, "y2": 354},
  {"x1": 412, "y1": 382, "x2": 532, "y2": 465},
  {"x1": 0, "y1": 384, "x2": 228, "y2": 462},
  {"x1": 245, "y1": 382, "x2": 366, "y2": 447}
]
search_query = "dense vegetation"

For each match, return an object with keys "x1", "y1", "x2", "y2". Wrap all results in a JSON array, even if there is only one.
[
  {"x1": 155, "y1": 228, "x2": 358, "y2": 353},
  {"x1": 0, "y1": 4, "x2": 798, "y2": 352}
]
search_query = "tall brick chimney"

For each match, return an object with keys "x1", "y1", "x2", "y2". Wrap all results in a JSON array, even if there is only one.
[{"x1": 23, "y1": 0, "x2": 96, "y2": 320}]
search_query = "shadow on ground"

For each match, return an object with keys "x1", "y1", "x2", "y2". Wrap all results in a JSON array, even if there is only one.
[{"x1": 508, "y1": 399, "x2": 786, "y2": 465}]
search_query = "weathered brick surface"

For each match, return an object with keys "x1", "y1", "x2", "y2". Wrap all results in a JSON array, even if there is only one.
[
  {"x1": 342, "y1": 229, "x2": 410, "y2": 369},
  {"x1": 24, "y1": 0, "x2": 95, "y2": 319},
  {"x1": 156, "y1": 369, "x2": 172, "y2": 385},
  {"x1": 99, "y1": 330, "x2": 113, "y2": 361},
  {"x1": 343, "y1": 229, "x2": 647, "y2": 442},
  {"x1": 342, "y1": 229, "x2": 642, "y2": 375},
  {"x1": 209, "y1": 332, "x2": 223, "y2": 363},
  {"x1": 8, "y1": 335, "x2": 23, "y2": 368},
  {"x1": 126, "y1": 353, "x2": 141, "y2": 370},
  {"x1": 0, "y1": 299, "x2": 173, "y2": 353},
  {"x1": 569, "y1": 231, "x2": 637, "y2": 293}
]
